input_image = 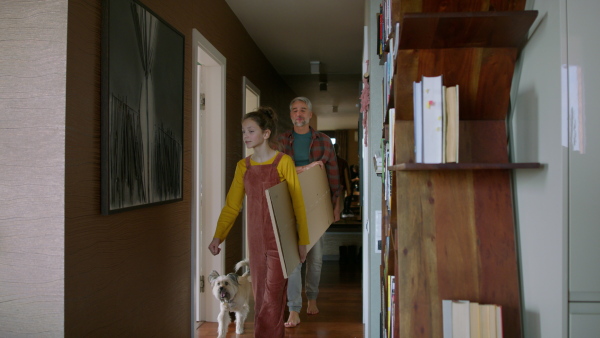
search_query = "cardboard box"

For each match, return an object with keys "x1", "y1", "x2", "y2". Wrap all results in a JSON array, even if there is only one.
[{"x1": 265, "y1": 165, "x2": 334, "y2": 278}]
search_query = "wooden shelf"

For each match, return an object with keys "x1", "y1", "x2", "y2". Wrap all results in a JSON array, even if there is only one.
[
  {"x1": 398, "y1": 11, "x2": 538, "y2": 50},
  {"x1": 389, "y1": 162, "x2": 541, "y2": 171},
  {"x1": 379, "y1": 3, "x2": 538, "y2": 338}
]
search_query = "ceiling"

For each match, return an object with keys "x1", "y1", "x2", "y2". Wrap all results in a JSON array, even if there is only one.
[{"x1": 225, "y1": 0, "x2": 366, "y2": 130}]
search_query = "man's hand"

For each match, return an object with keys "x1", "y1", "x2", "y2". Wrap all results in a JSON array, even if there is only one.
[
  {"x1": 296, "y1": 160, "x2": 324, "y2": 174},
  {"x1": 333, "y1": 198, "x2": 341, "y2": 222}
]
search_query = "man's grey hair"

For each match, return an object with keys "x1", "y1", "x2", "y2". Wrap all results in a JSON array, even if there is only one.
[{"x1": 289, "y1": 96, "x2": 312, "y2": 111}]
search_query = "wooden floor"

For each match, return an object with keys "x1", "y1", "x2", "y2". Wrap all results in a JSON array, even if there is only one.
[{"x1": 197, "y1": 260, "x2": 364, "y2": 337}]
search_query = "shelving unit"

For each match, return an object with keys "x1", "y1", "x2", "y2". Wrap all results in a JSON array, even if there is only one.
[{"x1": 379, "y1": 2, "x2": 539, "y2": 337}]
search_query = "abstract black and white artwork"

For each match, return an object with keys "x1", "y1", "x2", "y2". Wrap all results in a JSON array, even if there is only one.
[{"x1": 101, "y1": 0, "x2": 184, "y2": 214}]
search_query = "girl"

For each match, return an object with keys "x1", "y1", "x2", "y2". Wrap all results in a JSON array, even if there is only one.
[{"x1": 208, "y1": 106, "x2": 309, "y2": 338}]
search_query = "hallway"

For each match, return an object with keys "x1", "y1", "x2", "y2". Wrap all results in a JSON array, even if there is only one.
[{"x1": 197, "y1": 260, "x2": 364, "y2": 337}]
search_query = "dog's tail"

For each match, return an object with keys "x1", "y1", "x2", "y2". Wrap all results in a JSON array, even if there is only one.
[{"x1": 234, "y1": 258, "x2": 250, "y2": 275}]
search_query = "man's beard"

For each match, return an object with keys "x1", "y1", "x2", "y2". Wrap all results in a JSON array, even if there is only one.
[{"x1": 293, "y1": 119, "x2": 308, "y2": 127}]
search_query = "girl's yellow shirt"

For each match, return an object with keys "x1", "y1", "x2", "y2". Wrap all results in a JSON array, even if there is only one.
[{"x1": 213, "y1": 152, "x2": 309, "y2": 245}]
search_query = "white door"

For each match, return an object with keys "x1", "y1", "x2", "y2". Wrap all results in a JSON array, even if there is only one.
[{"x1": 191, "y1": 29, "x2": 226, "y2": 332}]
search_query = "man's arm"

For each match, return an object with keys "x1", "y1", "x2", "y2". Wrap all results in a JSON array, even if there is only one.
[
  {"x1": 296, "y1": 161, "x2": 324, "y2": 174},
  {"x1": 320, "y1": 137, "x2": 341, "y2": 222}
]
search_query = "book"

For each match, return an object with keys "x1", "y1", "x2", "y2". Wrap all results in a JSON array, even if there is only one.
[
  {"x1": 388, "y1": 108, "x2": 396, "y2": 165},
  {"x1": 390, "y1": 276, "x2": 396, "y2": 338},
  {"x1": 444, "y1": 300, "x2": 504, "y2": 338},
  {"x1": 479, "y1": 304, "x2": 497, "y2": 338},
  {"x1": 469, "y1": 302, "x2": 480, "y2": 338},
  {"x1": 495, "y1": 306, "x2": 503, "y2": 338},
  {"x1": 442, "y1": 85, "x2": 446, "y2": 163},
  {"x1": 413, "y1": 81, "x2": 423, "y2": 163},
  {"x1": 421, "y1": 75, "x2": 444, "y2": 163},
  {"x1": 442, "y1": 299, "x2": 453, "y2": 338},
  {"x1": 452, "y1": 300, "x2": 471, "y2": 337},
  {"x1": 387, "y1": 275, "x2": 395, "y2": 338},
  {"x1": 445, "y1": 85, "x2": 459, "y2": 163}
]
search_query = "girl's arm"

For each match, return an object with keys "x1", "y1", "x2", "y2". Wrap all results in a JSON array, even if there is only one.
[{"x1": 209, "y1": 160, "x2": 246, "y2": 254}]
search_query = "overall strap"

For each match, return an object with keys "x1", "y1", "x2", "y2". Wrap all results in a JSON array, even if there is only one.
[
  {"x1": 271, "y1": 151, "x2": 285, "y2": 167},
  {"x1": 245, "y1": 155, "x2": 252, "y2": 168}
]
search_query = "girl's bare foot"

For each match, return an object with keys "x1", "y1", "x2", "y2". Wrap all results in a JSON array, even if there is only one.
[
  {"x1": 307, "y1": 299, "x2": 319, "y2": 315},
  {"x1": 285, "y1": 311, "x2": 301, "y2": 328}
]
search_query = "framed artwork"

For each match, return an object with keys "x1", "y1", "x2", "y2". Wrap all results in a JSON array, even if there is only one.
[{"x1": 101, "y1": 0, "x2": 184, "y2": 214}]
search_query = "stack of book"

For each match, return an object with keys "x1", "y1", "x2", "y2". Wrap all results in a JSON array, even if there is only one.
[
  {"x1": 387, "y1": 275, "x2": 396, "y2": 338},
  {"x1": 413, "y1": 75, "x2": 459, "y2": 164},
  {"x1": 442, "y1": 300, "x2": 503, "y2": 338}
]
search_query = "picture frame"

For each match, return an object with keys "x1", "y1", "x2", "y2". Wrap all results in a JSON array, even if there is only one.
[{"x1": 101, "y1": 0, "x2": 184, "y2": 215}]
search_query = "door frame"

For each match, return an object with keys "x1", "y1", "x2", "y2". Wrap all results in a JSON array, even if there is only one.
[
  {"x1": 241, "y1": 76, "x2": 260, "y2": 259},
  {"x1": 191, "y1": 28, "x2": 226, "y2": 333}
]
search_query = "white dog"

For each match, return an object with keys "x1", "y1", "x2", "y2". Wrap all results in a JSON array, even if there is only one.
[{"x1": 208, "y1": 259, "x2": 252, "y2": 338}]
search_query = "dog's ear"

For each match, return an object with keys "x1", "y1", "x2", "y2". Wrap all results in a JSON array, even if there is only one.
[
  {"x1": 208, "y1": 270, "x2": 220, "y2": 285},
  {"x1": 226, "y1": 273, "x2": 239, "y2": 286}
]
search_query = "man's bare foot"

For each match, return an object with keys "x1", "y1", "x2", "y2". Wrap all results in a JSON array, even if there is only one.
[
  {"x1": 307, "y1": 299, "x2": 319, "y2": 315},
  {"x1": 285, "y1": 311, "x2": 301, "y2": 328}
]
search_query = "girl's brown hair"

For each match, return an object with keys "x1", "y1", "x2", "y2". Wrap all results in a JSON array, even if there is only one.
[{"x1": 242, "y1": 106, "x2": 279, "y2": 148}]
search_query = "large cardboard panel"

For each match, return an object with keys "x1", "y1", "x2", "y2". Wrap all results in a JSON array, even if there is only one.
[{"x1": 266, "y1": 165, "x2": 334, "y2": 278}]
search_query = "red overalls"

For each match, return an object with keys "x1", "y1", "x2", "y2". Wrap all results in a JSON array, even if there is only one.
[{"x1": 244, "y1": 152, "x2": 287, "y2": 337}]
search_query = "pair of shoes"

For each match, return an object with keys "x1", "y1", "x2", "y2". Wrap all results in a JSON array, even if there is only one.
[{"x1": 341, "y1": 213, "x2": 355, "y2": 218}]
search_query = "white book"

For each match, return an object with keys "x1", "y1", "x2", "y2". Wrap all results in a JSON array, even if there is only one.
[
  {"x1": 452, "y1": 300, "x2": 471, "y2": 338},
  {"x1": 496, "y1": 306, "x2": 503, "y2": 338},
  {"x1": 421, "y1": 75, "x2": 444, "y2": 163},
  {"x1": 413, "y1": 81, "x2": 423, "y2": 163},
  {"x1": 393, "y1": 22, "x2": 400, "y2": 59},
  {"x1": 389, "y1": 108, "x2": 396, "y2": 165},
  {"x1": 442, "y1": 299, "x2": 453, "y2": 338}
]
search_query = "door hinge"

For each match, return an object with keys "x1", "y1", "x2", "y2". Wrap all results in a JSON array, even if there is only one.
[
  {"x1": 200, "y1": 93, "x2": 206, "y2": 110},
  {"x1": 200, "y1": 275, "x2": 205, "y2": 293}
]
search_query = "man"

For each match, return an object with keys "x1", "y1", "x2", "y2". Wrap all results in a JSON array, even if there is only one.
[
  {"x1": 336, "y1": 149, "x2": 353, "y2": 218},
  {"x1": 278, "y1": 96, "x2": 341, "y2": 328}
]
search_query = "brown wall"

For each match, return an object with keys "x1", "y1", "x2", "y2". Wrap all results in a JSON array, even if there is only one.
[
  {"x1": 322, "y1": 129, "x2": 360, "y2": 167},
  {"x1": 65, "y1": 0, "x2": 295, "y2": 336},
  {"x1": 346, "y1": 129, "x2": 360, "y2": 167}
]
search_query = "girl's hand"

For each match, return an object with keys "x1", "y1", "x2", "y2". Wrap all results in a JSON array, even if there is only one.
[
  {"x1": 209, "y1": 238, "x2": 222, "y2": 256},
  {"x1": 298, "y1": 245, "x2": 307, "y2": 263}
]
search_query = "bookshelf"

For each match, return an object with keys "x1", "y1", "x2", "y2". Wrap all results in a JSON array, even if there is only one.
[{"x1": 379, "y1": 2, "x2": 539, "y2": 338}]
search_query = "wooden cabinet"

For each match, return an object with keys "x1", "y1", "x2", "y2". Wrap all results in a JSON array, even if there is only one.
[{"x1": 380, "y1": 3, "x2": 539, "y2": 337}]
